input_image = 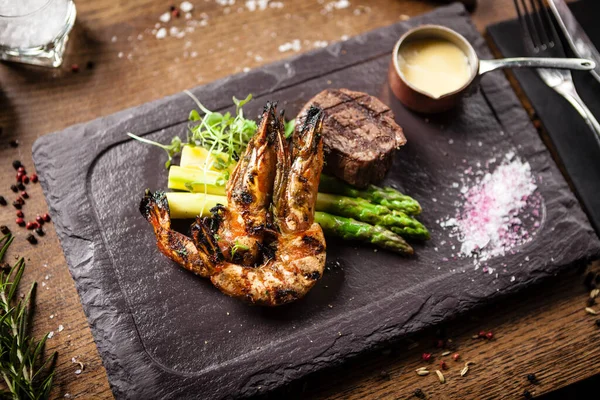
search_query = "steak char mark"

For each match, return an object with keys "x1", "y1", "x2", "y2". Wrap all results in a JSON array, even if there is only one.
[{"x1": 298, "y1": 88, "x2": 406, "y2": 188}]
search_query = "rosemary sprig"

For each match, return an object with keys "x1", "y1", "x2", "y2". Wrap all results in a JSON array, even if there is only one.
[{"x1": 0, "y1": 234, "x2": 57, "y2": 400}]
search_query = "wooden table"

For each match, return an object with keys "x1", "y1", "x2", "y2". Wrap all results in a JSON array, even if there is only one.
[{"x1": 1, "y1": 1, "x2": 598, "y2": 398}]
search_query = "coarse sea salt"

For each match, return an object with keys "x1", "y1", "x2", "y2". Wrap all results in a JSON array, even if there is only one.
[
  {"x1": 156, "y1": 27, "x2": 167, "y2": 39},
  {"x1": 180, "y1": 1, "x2": 194, "y2": 12},
  {"x1": 322, "y1": 0, "x2": 351, "y2": 13},
  {"x1": 245, "y1": 0, "x2": 270, "y2": 11},
  {"x1": 278, "y1": 39, "x2": 301, "y2": 53},
  {"x1": 159, "y1": 12, "x2": 171, "y2": 23},
  {"x1": 440, "y1": 152, "x2": 541, "y2": 263}
]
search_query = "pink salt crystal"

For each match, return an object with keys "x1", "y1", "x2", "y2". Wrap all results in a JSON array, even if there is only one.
[{"x1": 440, "y1": 154, "x2": 539, "y2": 263}]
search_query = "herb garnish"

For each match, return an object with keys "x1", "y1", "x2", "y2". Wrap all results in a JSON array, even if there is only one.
[
  {"x1": 128, "y1": 92, "x2": 296, "y2": 169},
  {"x1": 0, "y1": 234, "x2": 57, "y2": 400},
  {"x1": 230, "y1": 240, "x2": 250, "y2": 258}
]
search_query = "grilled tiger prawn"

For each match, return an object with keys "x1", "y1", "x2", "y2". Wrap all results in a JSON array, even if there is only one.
[{"x1": 140, "y1": 103, "x2": 326, "y2": 306}]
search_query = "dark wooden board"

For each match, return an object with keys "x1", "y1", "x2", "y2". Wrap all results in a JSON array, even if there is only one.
[{"x1": 31, "y1": 4, "x2": 600, "y2": 399}]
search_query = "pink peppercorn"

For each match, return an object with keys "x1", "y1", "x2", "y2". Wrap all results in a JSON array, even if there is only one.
[
  {"x1": 422, "y1": 353, "x2": 432, "y2": 361},
  {"x1": 452, "y1": 353, "x2": 460, "y2": 361}
]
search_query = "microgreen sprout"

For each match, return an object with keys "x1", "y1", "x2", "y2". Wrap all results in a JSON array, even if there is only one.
[
  {"x1": 126, "y1": 134, "x2": 182, "y2": 169},
  {"x1": 230, "y1": 240, "x2": 250, "y2": 258}
]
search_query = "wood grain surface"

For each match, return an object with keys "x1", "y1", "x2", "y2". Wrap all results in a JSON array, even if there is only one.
[{"x1": 0, "y1": 1, "x2": 596, "y2": 399}]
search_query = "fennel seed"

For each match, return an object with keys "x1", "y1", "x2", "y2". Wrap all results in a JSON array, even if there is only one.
[
  {"x1": 441, "y1": 351, "x2": 451, "y2": 356},
  {"x1": 417, "y1": 370, "x2": 430, "y2": 376},
  {"x1": 436, "y1": 369, "x2": 445, "y2": 383},
  {"x1": 585, "y1": 307, "x2": 598, "y2": 315},
  {"x1": 591, "y1": 289, "x2": 600, "y2": 299},
  {"x1": 460, "y1": 365, "x2": 469, "y2": 376}
]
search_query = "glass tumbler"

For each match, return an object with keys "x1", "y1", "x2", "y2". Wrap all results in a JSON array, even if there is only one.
[{"x1": 0, "y1": 0, "x2": 76, "y2": 67}]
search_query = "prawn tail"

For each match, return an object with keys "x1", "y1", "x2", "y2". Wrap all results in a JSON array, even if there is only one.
[
  {"x1": 140, "y1": 189, "x2": 215, "y2": 277},
  {"x1": 140, "y1": 189, "x2": 171, "y2": 231},
  {"x1": 293, "y1": 105, "x2": 324, "y2": 159}
]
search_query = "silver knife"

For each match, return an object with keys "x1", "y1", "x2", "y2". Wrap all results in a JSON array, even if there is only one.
[{"x1": 548, "y1": 0, "x2": 600, "y2": 84}]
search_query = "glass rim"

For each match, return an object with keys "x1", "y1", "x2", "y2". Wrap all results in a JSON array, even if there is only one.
[{"x1": 0, "y1": 0, "x2": 54, "y2": 18}]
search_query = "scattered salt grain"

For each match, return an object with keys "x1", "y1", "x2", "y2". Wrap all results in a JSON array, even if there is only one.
[
  {"x1": 278, "y1": 39, "x2": 301, "y2": 52},
  {"x1": 323, "y1": 0, "x2": 351, "y2": 13},
  {"x1": 75, "y1": 369, "x2": 82, "y2": 375},
  {"x1": 117, "y1": 51, "x2": 124, "y2": 58},
  {"x1": 169, "y1": 26, "x2": 185, "y2": 38},
  {"x1": 156, "y1": 28, "x2": 167, "y2": 39},
  {"x1": 245, "y1": 0, "x2": 270, "y2": 12},
  {"x1": 111, "y1": 36, "x2": 117, "y2": 42},
  {"x1": 180, "y1": 1, "x2": 194, "y2": 12},
  {"x1": 58, "y1": 324, "x2": 64, "y2": 332},
  {"x1": 159, "y1": 12, "x2": 171, "y2": 23},
  {"x1": 48, "y1": 331, "x2": 54, "y2": 339},
  {"x1": 313, "y1": 40, "x2": 328, "y2": 48},
  {"x1": 510, "y1": 276, "x2": 515, "y2": 282}
]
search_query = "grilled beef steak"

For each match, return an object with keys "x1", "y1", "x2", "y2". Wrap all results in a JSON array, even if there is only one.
[{"x1": 297, "y1": 88, "x2": 406, "y2": 188}]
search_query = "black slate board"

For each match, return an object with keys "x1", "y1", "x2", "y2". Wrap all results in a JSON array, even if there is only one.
[
  {"x1": 488, "y1": 0, "x2": 600, "y2": 233},
  {"x1": 32, "y1": 4, "x2": 600, "y2": 399}
]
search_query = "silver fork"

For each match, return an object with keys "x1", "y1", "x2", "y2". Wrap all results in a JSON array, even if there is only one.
[{"x1": 514, "y1": 0, "x2": 600, "y2": 144}]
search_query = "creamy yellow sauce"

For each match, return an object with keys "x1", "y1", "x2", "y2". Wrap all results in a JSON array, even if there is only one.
[{"x1": 398, "y1": 38, "x2": 471, "y2": 98}]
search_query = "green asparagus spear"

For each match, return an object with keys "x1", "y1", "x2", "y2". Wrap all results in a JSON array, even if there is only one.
[
  {"x1": 165, "y1": 168, "x2": 429, "y2": 240},
  {"x1": 314, "y1": 212, "x2": 413, "y2": 255},
  {"x1": 315, "y1": 193, "x2": 430, "y2": 240},
  {"x1": 389, "y1": 226, "x2": 430, "y2": 241},
  {"x1": 318, "y1": 174, "x2": 422, "y2": 215},
  {"x1": 164, "y1": 192, "x2": 413, "y2": 254},
  {"x1": 168, "y1": 165, "x2": 227, "y2": 195}
]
